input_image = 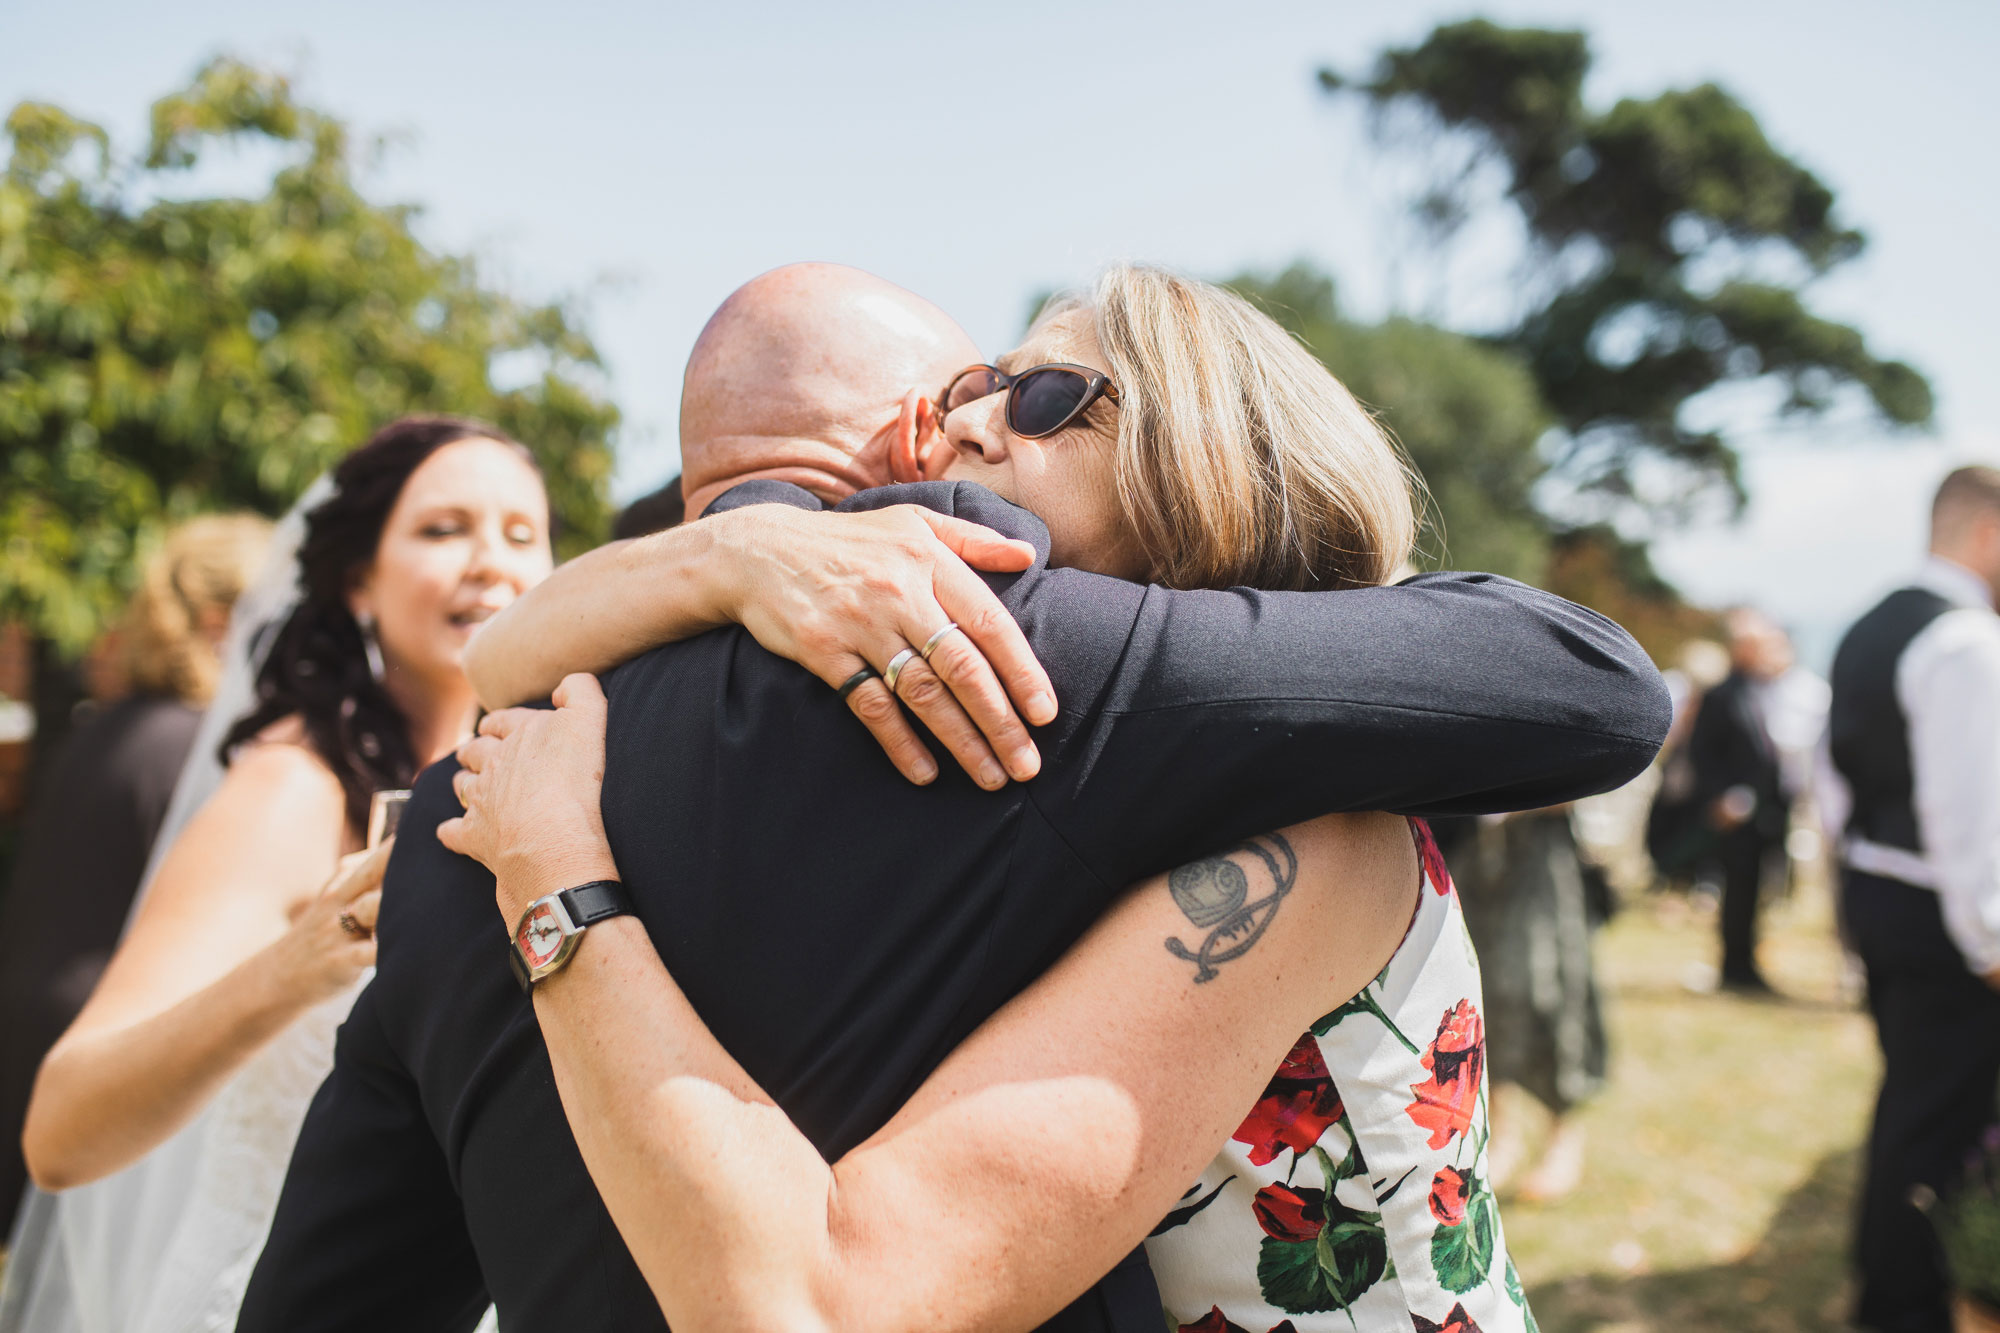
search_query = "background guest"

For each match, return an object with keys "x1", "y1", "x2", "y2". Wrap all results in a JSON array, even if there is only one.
[
  {"x1": 1687, "y1": 607, "x2": 1794, "y2": 992},
  {"x1": 0, "y1": 513, "x2": 271, "y2": 1227},
  {"x1": 1831, "y1": 465, "x2": 2000, "y2": 1332}
]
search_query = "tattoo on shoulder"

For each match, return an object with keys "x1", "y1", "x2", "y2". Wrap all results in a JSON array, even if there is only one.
[{"x1": 1164, "y1": 832, "x2": 1298, "y2": 985}]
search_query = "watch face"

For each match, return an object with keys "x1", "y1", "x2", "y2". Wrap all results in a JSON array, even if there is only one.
[{"x1": 517, "y1": 904, "x2": 566, "y2": 968}]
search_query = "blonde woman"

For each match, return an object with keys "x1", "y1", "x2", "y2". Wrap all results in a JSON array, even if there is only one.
[
  {"x1": 0, "y1": 515, "x2": 271, "y2": 1221},
  {"x1": 250, "y1": 267, "x2": 1665, "y2": 1332}
]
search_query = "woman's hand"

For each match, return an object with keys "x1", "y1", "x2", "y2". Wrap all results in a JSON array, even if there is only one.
[
  {"x1": 440, "y1": 673, "x2": 619, "y2": 922},
  {"x1": 268, "y1": 840, "x2": 387, "y2": 1005},
  {"x1": 710, "y1": 503, "x2": 1058, "y2": 791}
]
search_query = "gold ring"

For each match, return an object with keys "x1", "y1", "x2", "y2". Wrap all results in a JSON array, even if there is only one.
[
  {"x1": 918, "y1": 622, "x2": 961, "y2": 661},
  {"x1": 883, "y1": 647, "x2": 920, "y2": 693},
  {"x1": 337, "y1": 911, "x2": 369, "y2": 940}
]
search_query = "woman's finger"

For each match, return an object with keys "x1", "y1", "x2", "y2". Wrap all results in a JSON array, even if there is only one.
[
  {"x1": 843, "y1": 674, "x2": 939, "y2": 786},
  {"x1": 452, "y1": 767, "x2": 478, "y2": 810},
  {"x1": 457, "y1": 734, "x2": 499, "y2": 775},
  {"x1": 345, "y1": 888, "x2": 382, "y2": 933},
  {"x1": 911, "y1": 509, "x2": 1037, "y2": 573},
  {"x1": 333, "y1": 843, "x2": 392, "y2": 903},
  {"x1": 885, "y1": 653, "x2": 1007, "y2": 790},
  {"x1": 553, "y1": 672, "x2": 608, "y2": 715},
  {"x1": 929, "y1": 551, "x2": 1057, "y2": 727},
  {"x1": 922, "y1": 626, "x2": 1040, "y2": 782},
  {"x1": 477, "y1": 708, "x2": 531, "y2": 740}
]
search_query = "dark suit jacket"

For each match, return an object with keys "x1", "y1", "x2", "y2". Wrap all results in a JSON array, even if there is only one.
[
  {"x1": 240, "y1": 481, "x2": 1668, "y2": 1332},
  {"x1": 1688, "y1": 670, "x2": 1788, "y2": 842}
]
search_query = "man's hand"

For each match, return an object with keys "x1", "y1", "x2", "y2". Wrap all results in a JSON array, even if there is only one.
[
  {"x1": 441, "y1": 674, "x2": 619, "y2": 921},
  {"x1": 713, "y1": 503, "x2": 1058, "y2": 790}
]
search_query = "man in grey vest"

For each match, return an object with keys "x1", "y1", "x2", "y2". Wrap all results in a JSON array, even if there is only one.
[{"x1": 1831, "y1": 465, "x2": 2000, "y2": 1332}]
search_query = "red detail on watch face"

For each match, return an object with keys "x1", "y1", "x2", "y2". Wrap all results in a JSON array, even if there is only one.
[{"x1": 517, "y1": 905, "x2": 564, "y2": 967}]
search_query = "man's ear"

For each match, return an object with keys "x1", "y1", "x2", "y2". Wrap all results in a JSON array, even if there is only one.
[{"x1": 889, "y1": 389, "x2": 929, "y2": 485}]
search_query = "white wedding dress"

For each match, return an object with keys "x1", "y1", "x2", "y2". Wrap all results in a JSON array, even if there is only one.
[{"x1": 0, "y1": 481, "x2": 497, "y2": 1333}]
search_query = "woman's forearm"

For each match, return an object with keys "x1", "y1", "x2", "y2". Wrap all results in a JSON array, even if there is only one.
[
  {"x1": 23, "y1": 944, "x2": 324, "y2": 1190},
  {"x1": 466, "y1": 516, "x2": 743, "y2": 709},
  {"x1": 529, "y1": 916, "x2": 846, "y2": 1333}
]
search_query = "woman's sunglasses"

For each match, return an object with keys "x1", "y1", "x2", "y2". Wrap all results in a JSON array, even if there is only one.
[{"x1": 938, "y1": 363, "x2": 1120, "y2": 439}]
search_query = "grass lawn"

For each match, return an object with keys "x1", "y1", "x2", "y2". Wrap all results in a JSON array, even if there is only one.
[{"x1": 1504, "y1": 878, "x2": 1880, "y2": 1332}]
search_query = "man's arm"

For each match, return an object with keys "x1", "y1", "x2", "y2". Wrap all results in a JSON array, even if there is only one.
[
  {"x1": 236, "y1": 987, "x2": 488, "y2": 1333},
  {"x1": 1027, "y1": 568, "x2": 1670, "y2": 880},
  {"x1": 1903, "y1": 611, "x2": 2000, "y2": 985}
]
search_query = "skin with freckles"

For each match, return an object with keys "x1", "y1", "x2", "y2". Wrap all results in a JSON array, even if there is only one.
[{"x1": 937, "y1": 310, "x2": 1149, "y2": 582}]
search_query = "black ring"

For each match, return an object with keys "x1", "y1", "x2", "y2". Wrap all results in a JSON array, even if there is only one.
[{"x1": 835, "y1": 667, "x2": 881, "y2": 702}]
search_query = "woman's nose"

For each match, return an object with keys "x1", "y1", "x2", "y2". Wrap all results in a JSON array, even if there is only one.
[{"x1": 944, "y1": 393, "x2": 1008, "y2": 462}]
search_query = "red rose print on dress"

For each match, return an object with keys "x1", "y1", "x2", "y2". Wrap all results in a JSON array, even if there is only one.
[
  {"x1": 1428, "y1": 1165, "x2": 1470, "y2": 1227},
  {"x1": 1252, "y1": 1182, "x2": 1326, "y2": 1243},
  {"x1": 1411, "y1": 1302, "x2": 1485, "y2": 1333},
  {"x1": 1176, "y1": 1309, "x2": 1299, "y2": 1333},
  {"x1": 1231, "y1": 1034, "x2": 1344, "y2": 1166},
  {"x1": 1411, "y1": 818, "x2": 1454, "y2": 896},
  {"x1": 1405, "y1": 1000, "x2": 1485, "y2": 1150}
]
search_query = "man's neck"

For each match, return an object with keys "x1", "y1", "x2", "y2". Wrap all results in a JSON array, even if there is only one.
[
  {"x1": 680, "y1": 436, "x2": 884, "y2": 521},
  {"x1": 1925, "y1": 550, "x2": 1998, "y2": 610}
]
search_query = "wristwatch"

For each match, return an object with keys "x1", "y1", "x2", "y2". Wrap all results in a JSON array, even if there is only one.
[{"x1": 508, "y1": 879, "x2": 634, "y2": 990}]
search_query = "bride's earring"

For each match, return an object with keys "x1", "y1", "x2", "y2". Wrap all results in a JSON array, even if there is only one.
[{"x1": 357, "y1": 611, "x2": 387, "y2": 684}]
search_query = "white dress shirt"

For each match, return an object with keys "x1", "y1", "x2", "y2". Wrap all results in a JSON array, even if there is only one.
[{"x1": 1847, "y1": 556, "x2": 2000, "y2": 974}]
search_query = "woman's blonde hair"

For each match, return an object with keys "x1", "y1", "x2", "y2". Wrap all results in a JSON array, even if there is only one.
[
  {"x1": 119, "y1": 514, "x2": 273, "y2": 704},
  {"x1": 1039, "y1": 264, "x2": 1417, "y2": 592}
]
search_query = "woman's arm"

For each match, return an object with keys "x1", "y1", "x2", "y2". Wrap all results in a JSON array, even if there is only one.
[
  {"x1": 465, "y1": 498, "x2": 1058, "y2": 790},
  {"x1": 22, "y1": 742, "x2": 384, "y2": 1190},
  {"x1": 442, "y1": 677, "x2": 1418, "y2": 1333}
]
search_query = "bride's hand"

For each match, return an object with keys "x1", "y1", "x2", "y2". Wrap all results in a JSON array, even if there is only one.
[
  {"x1": 271, "y1": 840, "x2": 388, "y2": 1004},
  {"x1": 440, "y1": 673, "x2": 618, "y2": 922},
  {"x1": 709, "y1": 503, "x2": 1058, "y2": 791}
]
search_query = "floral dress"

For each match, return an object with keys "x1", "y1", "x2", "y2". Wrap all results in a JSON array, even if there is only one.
[{"x1": 1145, "y1": 821, "x2": 1536, "y2": 1333}]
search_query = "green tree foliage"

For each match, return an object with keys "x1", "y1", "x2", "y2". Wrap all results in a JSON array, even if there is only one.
[
  {"x1": 1321, "y1": 20, "x2": 1931, "y2": 517},
  {"x1": 1228, "y1": 263, "x2": 1554, "y2": 582},
  {"x1": 0, "y1": 58, "x2": 619, "y2": 657}
]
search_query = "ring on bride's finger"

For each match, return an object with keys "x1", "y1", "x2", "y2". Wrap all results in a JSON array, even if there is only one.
[
  {"x1": 918, "y1": 622, "x2": 961, "y2": 661},
  {"x1": 337, "y1": 912, "x2": 369, "y2": 940},
  {"x1": 883, "y1": 647, "x2": 920, "y2": 694},
  {"x1": 835, "y1": 666, "x2": 880, "y2": 702}
]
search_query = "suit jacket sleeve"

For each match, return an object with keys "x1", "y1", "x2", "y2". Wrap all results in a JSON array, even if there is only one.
[
  {"x1": 728, "y1": 479, "x2": 1671, "y2": 877},
  {"x1": 236, "y1": 987, "x2": 489, "y2": 1333}
]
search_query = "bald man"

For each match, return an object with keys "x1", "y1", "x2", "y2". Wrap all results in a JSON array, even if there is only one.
[{"x1": 244, "y1": 265, "x2": 1666, "y2": 1332}]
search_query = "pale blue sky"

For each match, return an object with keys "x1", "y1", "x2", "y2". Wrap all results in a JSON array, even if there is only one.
[{"x1": 5, "y1": 0, "x2": 1995, "y2": 662}]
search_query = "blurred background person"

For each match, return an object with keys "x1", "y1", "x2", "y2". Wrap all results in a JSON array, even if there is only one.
[
  {"x1": 1434, "y1": 809, "x2": 1609, "y2": 1204},
  {"x1": 1686, "y1": 607, "x2": 1796, "y2": 993},
  {"x1": 1830, "y1": 465, "x2": 2000, "y2": 1333},
  {"x1": 1, "y1": 415, "x2": 553, "y2": 1333},
  {"x1": 0, "y1": 514, "x2": 271, "y2": 1229},
  {"x1": 1646, "y1": 638, "x2": 1731, "y2": 891}
]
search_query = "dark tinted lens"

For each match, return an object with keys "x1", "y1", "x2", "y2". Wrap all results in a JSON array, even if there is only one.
[
  {"x1": 944, "y1": 367, "x2": 1002, "y2": 414},
  {"x1": 1009, "y1": 368, "x2": 1092, "y2": 437}
]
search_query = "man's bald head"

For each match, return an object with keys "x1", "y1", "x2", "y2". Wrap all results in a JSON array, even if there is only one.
[{"x1": 679, "y1": 264, "x2": 980, "y2": 516}]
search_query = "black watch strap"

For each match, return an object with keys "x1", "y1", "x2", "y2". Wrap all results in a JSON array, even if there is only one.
[{"x1": 556, "y1": 879, "x2": 632, "y2": 927}]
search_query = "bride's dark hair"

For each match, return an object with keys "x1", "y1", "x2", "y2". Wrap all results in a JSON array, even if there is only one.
[{"x1": 220, "y1": 414, "x2": 540, "y2": 832}]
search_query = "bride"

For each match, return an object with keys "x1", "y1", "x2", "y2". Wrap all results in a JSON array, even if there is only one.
[{"x1": 1, "y1": 416, "x2": 554, "y2": 1333}]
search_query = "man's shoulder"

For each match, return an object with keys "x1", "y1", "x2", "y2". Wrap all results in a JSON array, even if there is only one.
[
  {"x1": 833, "y1": 481, "x2": 1052, "y2": 557},
  {"x1": 1909, "y1": 605, "x2": 2000, "y2": 680}
]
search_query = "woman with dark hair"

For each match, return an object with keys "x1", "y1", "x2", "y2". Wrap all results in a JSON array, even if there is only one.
[{"x1": 14, "y1": 414, "x2": 552, "y2": 1332}]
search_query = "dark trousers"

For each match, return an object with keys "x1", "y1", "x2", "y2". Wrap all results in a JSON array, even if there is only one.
[
  {"x1": 1844, "y1": 869, "x2": 2000, "y2": 1333},
  {"x1": 1719, "y1": 826, "x2": 1776, "y2": 984}
]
